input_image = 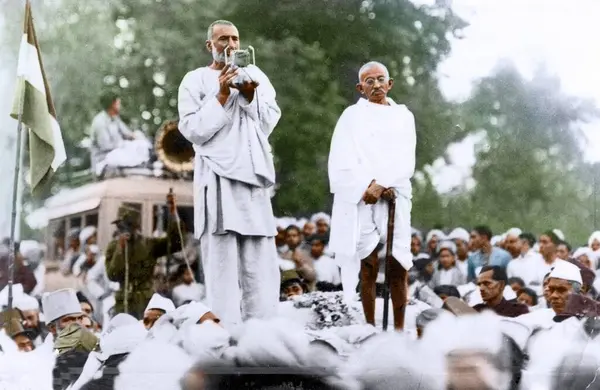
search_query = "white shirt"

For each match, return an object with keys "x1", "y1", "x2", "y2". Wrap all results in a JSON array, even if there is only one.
[
  {"x1": 529, "y1": 257, "x2": 563, "y2": 294},
  {"x1": 313, "y1": 255, "x2": 341, "y2": 285},
  {"x1": 507, "y1": 249, "x2": 544, "y2": 285},
  {"x1": 178, "y1": 65, "x2": 281, "y2": 237},
  {"x1": 438, "y1": 269, "x2": 454, "y2": 285},
  {"x1": 172, "y1": 283, "x2": 206, "y2": 307},
  {"x1": 455, "y1": 259, "x2": 468, "y2": 279}
]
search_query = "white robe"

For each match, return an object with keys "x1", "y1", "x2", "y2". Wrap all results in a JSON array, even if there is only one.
[
  {"x1": 178, "y1": 65, "x2": 281, "y2": 328},
  {"x1": 328, "y1": 98, "x2": 416, "y2": 296},
  {"x1": 312, "y1": 255, "x2": 342, "y2": 285},
  {"x1": 506, "y1": 249, "x2": 543, "y2": 286}
]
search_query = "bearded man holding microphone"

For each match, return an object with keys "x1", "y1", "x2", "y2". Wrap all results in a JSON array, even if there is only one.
[{"x1": 177, "y1": 20, "x2": 281, "y2": 329}]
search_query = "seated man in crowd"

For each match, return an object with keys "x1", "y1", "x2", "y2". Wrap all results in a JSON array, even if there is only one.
[
  {"x1": 0, "y1": 308, "x2": 35, "y2": 352},
  {"x1": 143, "y1": 293, "x2": 176, "y2": 330},
  {"x1": 473, "y1": 265, "x2": 529, "y2": 317},
  {"x1": 0, "y1": 243, "x2": 37, "y2": 294},
  {"x1": 279, "y1": 226, "x2": 316, "y2": 291}
]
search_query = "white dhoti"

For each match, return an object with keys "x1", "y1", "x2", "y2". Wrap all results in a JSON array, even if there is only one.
[
  {"x1": 356, "y1": 192, "x2": 412, "y2": 266},
  {"x1": 334, "y1": 193, "x2": 412, "y2": 301},
  {"x1": 201, "y1": 223, "x2": 279, "y2": 329}
]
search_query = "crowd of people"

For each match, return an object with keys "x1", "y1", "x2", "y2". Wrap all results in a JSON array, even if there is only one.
[{"x1": 2, "y1": 210, "x2": 600, "y2": 389}]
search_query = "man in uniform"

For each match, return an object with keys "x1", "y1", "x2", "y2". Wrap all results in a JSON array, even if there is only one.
[{"x1": 105, "y1": 193, "x2": 184, "y2": 319}]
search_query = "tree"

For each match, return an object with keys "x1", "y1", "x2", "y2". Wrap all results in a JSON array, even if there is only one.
[
  {"x1": 35, "y1": 0, "x2": 122, "y2": 194},
  {"x1": 457, "y1": 62, "x2": 599, "y2": 243}
]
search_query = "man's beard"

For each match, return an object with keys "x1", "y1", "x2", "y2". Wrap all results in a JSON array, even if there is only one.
[
  {"x1": 26, "y1": 324, "x2": 41, "y2": 339},
  {"x1": 212, "y1": 46, "x2": 228, "y2": 63}
]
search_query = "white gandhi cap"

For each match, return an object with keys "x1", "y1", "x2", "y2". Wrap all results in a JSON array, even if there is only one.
[
  {"x1": 42, "y1": 288, "x2": 82, "y2": 324},
  {"x1": 145, "y1": 293, "x2": 175, "y2": 313},
  {"x1": 14, "y1": 293, "x2": 40, "y2": 311},
  {"x1": 549, "y1": 260, "x2": 582, "y2": 285}
]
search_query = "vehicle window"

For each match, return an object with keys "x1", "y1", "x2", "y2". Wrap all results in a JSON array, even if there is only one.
[
  {"x1": 84, "y1": 213, "x2": 98, "y2": 227},
  {"x1": 152, "y1": 205, "x2": 194, "y2": 235}
]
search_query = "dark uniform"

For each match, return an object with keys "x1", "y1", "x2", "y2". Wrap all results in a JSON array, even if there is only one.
[
  {"x1": 105, "y1": 205, "x2": 184, "y2": 319},
  {"x1": 472, "y1": 298, "x2": 529, "y2": 318}
]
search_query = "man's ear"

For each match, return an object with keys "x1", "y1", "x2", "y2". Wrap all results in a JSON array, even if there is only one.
[
  {"x1": 47, "y1": 323, "x2": 56, "y2": 336},
  {"x1": 388, "y1": 78, "x2": 394, "y2": 90},
  {"x1": 356, "y1": 83, "x2": 364, "y2": 95},
  {"x1": 205, "y1": 40, "x2": 212, "y2": 53}
]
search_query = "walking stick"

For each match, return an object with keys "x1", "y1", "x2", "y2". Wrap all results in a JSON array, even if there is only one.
[
  {"x1": 382, "y1": 197, "x2": 396, "y2": 332},
  {"x1": 124, "y1": 241, "x2": 129, "y2": 315}
]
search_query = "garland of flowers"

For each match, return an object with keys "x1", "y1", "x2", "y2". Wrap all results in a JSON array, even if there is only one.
[{"x1": 292, "y1": 291, "x2": 362, "y2": 330}]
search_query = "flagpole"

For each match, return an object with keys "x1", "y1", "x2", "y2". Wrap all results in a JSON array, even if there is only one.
[
  {"x1": 14, "y1": 166, "x2": 25, "y2": 242},
  {"x1": 7, "y1": 93, "x2": 26, "y2": 311},
  {"x1": 7, "y1": 0, "x2": 32, "y2": 312}
]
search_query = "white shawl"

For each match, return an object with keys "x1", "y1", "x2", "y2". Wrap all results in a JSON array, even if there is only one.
[
  {"x1": 178, "y1": 65, "x2": 279, "y2": 188},
  {"x1": 328, "y1": 97, "x2": 416, "y2": 258}
]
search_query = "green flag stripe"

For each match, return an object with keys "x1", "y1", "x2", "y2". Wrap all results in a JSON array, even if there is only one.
[{"x1": 12, "y1": 79, "x2": 57, "y2": 196}]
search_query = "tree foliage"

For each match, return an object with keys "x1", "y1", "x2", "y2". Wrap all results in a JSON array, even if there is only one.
[{"x1": 436, "y1": 64, "x2": 598, "y2": 243}]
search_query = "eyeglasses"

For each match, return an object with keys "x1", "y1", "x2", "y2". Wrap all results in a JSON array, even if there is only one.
[{"x1": 364, "y1": 77, "x2": 389, "y2": 86}]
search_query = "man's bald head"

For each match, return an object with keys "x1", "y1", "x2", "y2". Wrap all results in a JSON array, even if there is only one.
[
  {"x1": 356, "y1": 61, "x2": 393, "y2": 105},
  {"x1": 358, "y1": 61, "x2": 390, "y2": 82}
]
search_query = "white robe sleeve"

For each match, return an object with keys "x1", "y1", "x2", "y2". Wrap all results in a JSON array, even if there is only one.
[
  {"x1": 178, "y1": 72, "x2": 232, "y2": 145},
  {"x1": 91, "y1": 116, "x2": 114, "y2": 152},
  {"x1": 328, "y1": 109, "x2": 373, "y2": 204},
  {"x1": 238, "y1": 65, "x2": 281, "y2": 137}
]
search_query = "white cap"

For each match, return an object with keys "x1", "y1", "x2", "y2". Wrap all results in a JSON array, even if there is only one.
[
  {"x1": 553, "y1": 229, "x2": 565, "y2": 241},
  {"x1": 426, "y1": 229, "x2": 446, "y2": 244},
  {"x1": 42, "y1": 288, "x2": 82, "y2": 324},
  {"x1": 549, "y1": 260, "x2": 582, "y2": 285},
  {"x1": 100, "y1": 313, "x2": 147, "y2": 358},
  {"x1": 275, "y1": 218, "x2": 287, "y2": 229},
  {"x1": 448, "y1": 228, "x2": 470, "y2": 243},
  {"x1": 145, "y1": 293, "x2": 175, "y2": 313},
  {"x1": 79, "y1": 226, "x2": 97, "y2": 245},
  {"x1": 19, "y1": 240, "x2": 39, "y2": 258},
  {"x1": 87, "y1": 244, "x2": 100, "y2": 255},
  {"x1": 310, "y1": 212, "x2": 331, "y2": 225},
  {"x1": 297, "y1": 218, "x2": 308, "y2": 228},
  {"x1": 437, "y1": 240, "x2": 457, "y2": 255},
  {"x1": 14, "y1": 294, "x2": 40, "y2": 311},
  {"x1": 102, "y1": 313, "x2": 138, "y2": 335},
  {"x1": 505, "y1": 228, "x2": 522, "y2": 239},
  {"x1": 0, "y1": 284, "x2": 24, "y2": 307},
  {"x1": 573, "y1": 247, "x2": 595, "y2": 260}
]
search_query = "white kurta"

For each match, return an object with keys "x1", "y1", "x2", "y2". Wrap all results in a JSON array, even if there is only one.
[
  {"x1": 328, "y1": 98, "x2": 416, "y2": 297},
  {"x1": 313, "y1": 255, "x2": 342, "y2": 285},
  {"x1": 178, "y1": 65, "x2": 281, "y2": 328},
  {"x1": 507, "y1": 249, "x2": 544, "y2": 286}
]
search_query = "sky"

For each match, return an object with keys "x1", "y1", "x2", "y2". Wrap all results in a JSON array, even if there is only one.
[{"x1": 423, "y1": 0, "x2": 600, "y2": 192}]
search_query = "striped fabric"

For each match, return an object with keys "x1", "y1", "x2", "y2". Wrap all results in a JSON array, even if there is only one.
[{"x1": 10, "y1": 0, "x2": 66, "y2": 197}]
